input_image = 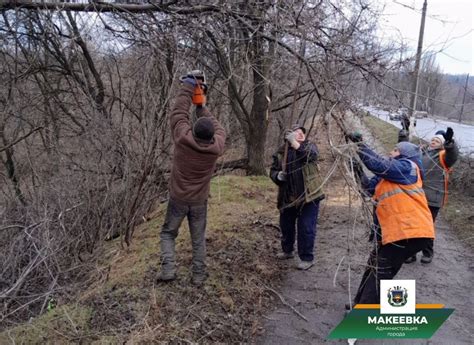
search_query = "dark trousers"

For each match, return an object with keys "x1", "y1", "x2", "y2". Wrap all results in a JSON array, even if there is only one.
[
  {"x1": 160, "y1": 199, "x2": 208, "y2": 275},
  {"x1": 280, "y1": 201, "x2": 320, "y2": 261},
  {"x1": 354, "y1": 238, "x2": 432, "y2": 304},
  {"x1": 421, "y1": 206, "x2": 440, "y2": 257}
]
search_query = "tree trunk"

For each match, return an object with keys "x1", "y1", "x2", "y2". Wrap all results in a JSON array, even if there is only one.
[
  {"x1": 246, "y1": 58, "x2": 269, "y2": 175},
  {"x1": 1, "y1": 128, "x2": 26, "y2": 206},
  {"x1": 246, "y1": 124, "x2": 267, "y2": 175},
  {"x1": 245, "y1": 5, "x2": 270, "y2": 175}
]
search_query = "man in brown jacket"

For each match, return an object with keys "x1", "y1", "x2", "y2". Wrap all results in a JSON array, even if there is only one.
[{"x1": 158, "y1": 72, "x2": 226, "y2": 285}]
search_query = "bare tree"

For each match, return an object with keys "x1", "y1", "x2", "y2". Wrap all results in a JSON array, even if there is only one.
[{"x1": 0, "y1": 0, "x2": 414, "y2": 327}]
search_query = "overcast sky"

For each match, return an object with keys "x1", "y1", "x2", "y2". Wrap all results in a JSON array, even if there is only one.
[{"x1": 378, "y1": 0, "x2": 473, "y2": 75}]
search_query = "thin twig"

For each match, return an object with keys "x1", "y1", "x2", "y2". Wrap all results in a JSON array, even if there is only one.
[
  {"x1": 333, "y1": 255, "x2": 345, "y2": 287},
  {"x1": 264, "y1": 286, "x2": 308, "y2": 322}
]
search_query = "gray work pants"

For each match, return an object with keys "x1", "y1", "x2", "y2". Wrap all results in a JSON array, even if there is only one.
[{"x1": 160, "y1": 198, "x2": 208, "y2": 275}]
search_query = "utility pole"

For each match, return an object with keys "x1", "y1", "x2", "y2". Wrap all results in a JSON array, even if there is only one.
[
  {"x1": 406, "y1": 0, "x2": 428, "y2": 138},
  {"x1": 459, "y1": 73, "x2": 469, "y2": 123}
]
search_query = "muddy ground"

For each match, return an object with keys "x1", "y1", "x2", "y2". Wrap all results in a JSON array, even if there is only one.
[{"x1": 258, "y1": 117, "x2": 474, "y2": 344}]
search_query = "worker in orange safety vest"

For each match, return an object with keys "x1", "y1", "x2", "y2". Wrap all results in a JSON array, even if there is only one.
[{"x1": 346, "y1": 133, "x2": 434, "y2": 305}]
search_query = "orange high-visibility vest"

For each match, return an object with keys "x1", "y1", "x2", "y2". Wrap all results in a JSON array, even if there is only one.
[
  {"x1": 439, "y1": 149, "x2": 452, "y2": 205},
  {"x1": 374, "y1": 162, "x2": 434, "y2": 245}
]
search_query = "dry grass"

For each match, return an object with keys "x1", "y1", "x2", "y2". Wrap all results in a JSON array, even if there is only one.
[
  {"x1": 442, "y1": 191, "x2": 474, "y2": 248},
  {"x1": 0, "y1": 175, "x2": 284, "y2": 344}
]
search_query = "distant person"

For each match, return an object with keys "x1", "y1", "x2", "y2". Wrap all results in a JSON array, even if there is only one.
[
  {"x1": 270, "y1": 125, "x2": 325, "y2": 270},
  {"x1": 347, "y1": 134, "x2": 434, "y2": 304},
  {"x1": 405, "y1": 127, "x2": 458, "y2": 264},
  {"x1": 158, "y1": 70, "x2": 226, "y2": 285}
]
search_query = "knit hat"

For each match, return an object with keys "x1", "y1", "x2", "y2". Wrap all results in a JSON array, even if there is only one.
[
  {"x1": 291, "y1": 124, "x2": 306, "y2": 134},
  {"x1": 193, "y1": 117, "x2": 214, "y2": 141},
  {"x1": 435, "y1": 130, "x2": 446, "y2": 136},
  {"x1": 396, "y1": 142, "x2": 420, "y2": 160},
  {"x1": 431, "y1": 134, "x2": 445, "y2": 145}
]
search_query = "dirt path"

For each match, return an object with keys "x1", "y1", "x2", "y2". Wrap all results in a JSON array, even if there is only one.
[
  {"x1": 258, "y1": 118, "x2": 473, "y2": 344},
  {"x1": 258, "y1": 183, "x2": 473, "y2": 344}
]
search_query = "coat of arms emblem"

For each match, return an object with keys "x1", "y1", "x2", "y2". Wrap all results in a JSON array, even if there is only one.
[{"x1": 387, "y1": 286, "x2": 408, "y2": 307}]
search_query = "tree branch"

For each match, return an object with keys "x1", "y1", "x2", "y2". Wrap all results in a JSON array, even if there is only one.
[
  {"x1": 0, "y1": 1, "x2": 220, "y2": 14},
  {"x1": 0, "y1": 127, "x2": 43, "y2": 153}
]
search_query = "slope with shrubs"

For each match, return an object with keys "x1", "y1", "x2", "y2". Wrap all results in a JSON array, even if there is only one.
[{"x1": 0, "y1": 175, "x2": 284, "y2": 344}]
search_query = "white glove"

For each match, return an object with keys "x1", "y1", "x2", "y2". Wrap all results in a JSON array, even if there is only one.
[
  {"x1": 277, "y1": 171, "x2": 287, "y2": 182},
  {"x1": 285, "y1": 131, "x2": 297, "y2": 144}
]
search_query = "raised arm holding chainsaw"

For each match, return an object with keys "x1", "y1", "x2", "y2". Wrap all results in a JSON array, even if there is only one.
[{"x1": 158, "y1": 70, "x2": 226, "y2": 286}]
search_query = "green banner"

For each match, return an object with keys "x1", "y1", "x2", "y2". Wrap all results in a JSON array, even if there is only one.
[{"x1": 328, "y1": 308, "x2": 454, "y2": 339}]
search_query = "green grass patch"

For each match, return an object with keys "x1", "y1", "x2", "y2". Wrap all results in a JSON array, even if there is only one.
[
  {"x1": 0, "y1": 305, "x2": 93, "y2": 345},
  {"x1": 362, "y1": 115, "x2": 400, "y2": 150},
  {"x1": 362, "y1": 115, "x2": 426, "y2": 151}
]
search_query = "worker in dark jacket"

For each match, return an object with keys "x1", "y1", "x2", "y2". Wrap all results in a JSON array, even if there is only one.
[
  {"x1": 158, "y1": 71, "x2": 226, "y2": 285},
  {"x1": 405, "y1": 127, "x2": 458, "y2": 264},
  {"x1": 347, "y1": 135, "x2": 434, "y2": 305},
  {"x1": 270, "y1": 125, "x2": 325, "y2": 270}
]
